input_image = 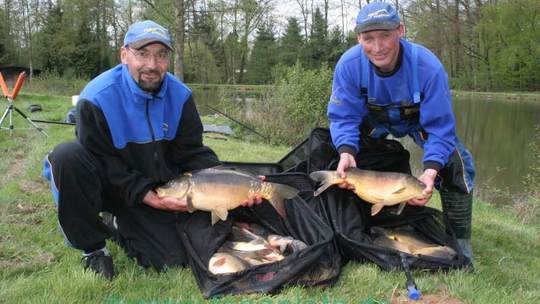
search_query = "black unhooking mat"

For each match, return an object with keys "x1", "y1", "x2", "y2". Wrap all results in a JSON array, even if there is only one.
[
  {"x1": 176, "y1": 162, "x2": 341, "y2": 298},
  {"x1": 277, "y1": 128, "x2": 469, "y2": 271}
]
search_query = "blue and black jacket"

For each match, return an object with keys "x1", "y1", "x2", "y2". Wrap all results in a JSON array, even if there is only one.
[
  {"x1": 76, "y1": 64, "x2": 219, "y2": 206},
  {"x1": 329, "y1": 39, "x2": 456, "y2": 171}
]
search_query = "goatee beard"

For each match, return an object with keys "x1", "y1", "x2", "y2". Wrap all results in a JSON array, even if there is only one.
[{"x1": 137, "y1": 69, "x2": 163, "y2": 93}]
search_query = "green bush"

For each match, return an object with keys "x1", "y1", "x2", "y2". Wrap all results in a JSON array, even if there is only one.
[{"x1": 244, "y1": 63, "x2": 332, "y2": 145}]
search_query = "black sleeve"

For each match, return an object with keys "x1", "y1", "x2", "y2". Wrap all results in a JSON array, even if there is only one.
[
  {"x1": 76, "y1": 99, "x2": 154, "y2": 206},
  {"x1": 169, "y1": 96, "x2": 221, "y2": 172}
]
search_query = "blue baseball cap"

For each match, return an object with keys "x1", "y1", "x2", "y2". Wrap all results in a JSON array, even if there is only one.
[
  {"x1": 124, "y1": 20, "x2": 173, "y2": 50},
  {"x1": 355, "y1": 1, "x2": 400, "y2": 33}
]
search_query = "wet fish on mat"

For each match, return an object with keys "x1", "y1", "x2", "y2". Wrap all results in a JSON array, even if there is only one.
[
  {"x1": 156, "y1": 168, "x2": 299, "y2": 225},
  {"x1": 371, "y1": 227, "x2": 457, "y2": 259},
  {"x1": 267, "y1": 234, "x2": 308, "y2": 254},
  {"x1": 208, "y1": 252, "x2": 249, "y2": 275},
  {"x1": 231, "y1": 223, "x2": 307, "y2": 254},
  {"x1": 383, "y1": 229, "x2": 438, "y2": 251},
  {"x1": 309, "y1": 168, "x2": 427, "y2": 216},
  {"x1": 373, "y1": 235, "x2": 413, "y2": 254},
  {"x1": 413, "y1": 246, "x2": 457, "y2": 260},
  {"x1": 220, "y1": 240, "x2": 285, "y2": 265}
]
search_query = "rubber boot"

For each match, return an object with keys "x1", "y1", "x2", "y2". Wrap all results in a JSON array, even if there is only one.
[
  {"x1": 457, "y1": 238, "x2": 474, "y2": 271},
  {"x1": 440, "y1": 191, "x2": 474, "y2": 268}
]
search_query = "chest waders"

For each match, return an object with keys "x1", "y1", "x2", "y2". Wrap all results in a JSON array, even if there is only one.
[{"x1": 358, "y1": 45, "x2": 475, "y2": 266}]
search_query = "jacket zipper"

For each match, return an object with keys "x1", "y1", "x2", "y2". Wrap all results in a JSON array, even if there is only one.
[{"x1": 145, "y1": 100, "x2": 159, "y2": 160}]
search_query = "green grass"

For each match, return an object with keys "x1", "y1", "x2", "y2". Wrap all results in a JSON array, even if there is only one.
[{"x1": 1, "y1": 94, "x2": 539, "y2": 303}]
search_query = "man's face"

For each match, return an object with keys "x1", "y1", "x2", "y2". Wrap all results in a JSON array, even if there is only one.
[
  {"x1": 358, "y1": 24, "x2": 404, "y2": 72},
  {"x1": 120, "y1": 43, "x2": 170, "y2": 93}
]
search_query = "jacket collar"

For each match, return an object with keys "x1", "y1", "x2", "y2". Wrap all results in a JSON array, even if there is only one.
[{"x1": 121, "y1": 64, "x2": 168, "y2": 104}]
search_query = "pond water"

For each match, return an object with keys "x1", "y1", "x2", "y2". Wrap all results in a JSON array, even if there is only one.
[
  {"x1": 402, "y1": 97, "x2": 540, "y2": 202},
  {"x1": 193, "y1": 87, "x2": 540, "y2": 201}
]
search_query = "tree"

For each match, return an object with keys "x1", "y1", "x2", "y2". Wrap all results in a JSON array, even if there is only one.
[
  {"x1": 279, "y1": 17, "x2": 304, "y2": 66},
  {"x1": 245, "y1": 23, "x2": 277, "y2": 84},
  {"x1": 35, "y1": 4, "x2": 68, "y2": 75},
  {"x1": 223, "y1": 30, "x2": 241, "y2": 83},
  {"x1": 72, "y1": 15, "x2": 101, "y2": 78},
  {"x1": 191, "y1": 9, "x2": 226, "y2": 82},
  {"x1": 295, "y1": 0, "x2": 310, "y2": 40},
  {"x1": 301, "y1": 7, "x2": 327, "y2": 69},
  {"x1": 0, "y1": 8, "x2": 7, "y2": 64},
  {"x1": 175, "y1": 0, "x2": 186, "y2": 80},
  {"x1": 184, "y1": 40, "x2": 221, "y2": 83},
  {"x1": 236, "y1": 0, "x2": 273, "y2": 84},
  {"x1": 326, "y1": 25, "x2": 348, "y2": 68}
]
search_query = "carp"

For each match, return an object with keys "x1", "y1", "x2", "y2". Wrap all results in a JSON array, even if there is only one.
[
  {"x1": 156, "y1": 168, "x2": 299, "y2": 225},
  {"x1": 310, "y1": 168, "x2": 427, "y2": 216},
  {"x1": 371, "y1": 227, "x2": 457, "y2": 259},
  {"x1": 208, "y1": 252, "x2": 249, "y2": 275}
]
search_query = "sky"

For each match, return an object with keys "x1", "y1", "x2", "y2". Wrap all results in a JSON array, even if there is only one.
[{"x1": 272, "y1": 0, "x2": 361, "y2": 35}]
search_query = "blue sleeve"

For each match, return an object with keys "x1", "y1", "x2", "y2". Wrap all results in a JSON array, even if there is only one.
[
  {"x1": 328, "y1": 60, "x2": 367, "y2": 153},
  {"x1": 419, "y1": 67, "x2": 456, "y2": 167}
]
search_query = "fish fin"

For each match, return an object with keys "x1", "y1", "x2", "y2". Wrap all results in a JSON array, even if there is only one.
[
  {"x1": 271, "y1": 183, "x2": 300, "y2": 199},
  {"x1": 310, "y1": 171, "x2": 339, "y2": 196},
  {"x1": 392, "y1": 186, "x2": 406, "y2": 194},
  {"x1": 186, "y1": 195, "x2": 195, "y2": 213},
  {"x1": 396, "y1": 202, "x2": 407, "y2": 215},
  {"x1": 212, "y1": 256, "x2": 226, "y2": 267},
  {"x1": 211, "y1": 209, "x2": 228, "y2": 225},
  {"x1": 357, "y1": 190, "x2": 386, "y2": 203},
  {"x1": 267, "y1": 183, "x2": 299, "y2": 219},
  {"x1": 371, "y1": 204, "x2": 384, "y2": 216}
]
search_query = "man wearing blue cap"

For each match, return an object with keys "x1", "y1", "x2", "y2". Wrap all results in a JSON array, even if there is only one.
[
  {"x1": 328, "y1": 1, "x2": 475, "y2": 266},
  {"x1": 43, "y1": 20, "x2": 259, "y2": 279}
]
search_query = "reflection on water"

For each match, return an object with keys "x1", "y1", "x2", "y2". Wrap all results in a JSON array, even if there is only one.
[
  {"x1": 193, "y1": 87, "x2": 540, "y2": 200},
  {"x1": 400, "y1": 97, "x2": 540, "y2": 201}
]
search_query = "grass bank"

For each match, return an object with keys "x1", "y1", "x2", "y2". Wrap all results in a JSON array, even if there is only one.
[{"x1": 0, "y1": 94, "x2": 539, "y2": 303}]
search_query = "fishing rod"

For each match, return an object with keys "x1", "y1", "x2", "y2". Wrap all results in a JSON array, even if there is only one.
[
  {"x1": 205, "y1": 104, "x2": 268, "y2": 141},
  {"x1": 31, "y1": 119, "x2": 75, "y2": 126}
]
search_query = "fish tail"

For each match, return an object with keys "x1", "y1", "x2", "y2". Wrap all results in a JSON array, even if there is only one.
[
  {"x1": 309, "y1": 171, "x2": 339, "y2": 196},
  {"x1": 267, "y1": 183, "x2": 299, "y2": 219}
]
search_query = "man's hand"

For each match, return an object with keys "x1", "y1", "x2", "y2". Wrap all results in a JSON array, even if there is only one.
[
  {"x1": 408, "y1": 168, "x2": 437, "y2": 206},
  {"x1": 240, "y1": 175, "x2": 265, "y2": 207},
  {"x1": 336, "y1": 153, "x2": 357, "y2": 190},
  {"x1": 143, "y1": 190, "x2": 189, "y2": 212}
]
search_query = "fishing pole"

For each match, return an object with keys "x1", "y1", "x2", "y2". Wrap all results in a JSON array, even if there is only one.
[
  {"x1": 205, "y1": 104, "x2": 268, "y2": 141},
  {"x1": 31, "y1": 119, "x2": 75, "y2": 126}
]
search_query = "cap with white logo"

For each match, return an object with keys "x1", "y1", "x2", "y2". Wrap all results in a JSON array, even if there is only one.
[
  {"x1": 124, "y1": 20, "x2": 173, "y2": 50},
  {"x1": 355, "y1": 1, "x2": 400, "y2": 33}
]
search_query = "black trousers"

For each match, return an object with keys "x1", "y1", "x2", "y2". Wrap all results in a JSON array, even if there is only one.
[{"x1": 46, "y1": 141, "x2": 186, "y2": 270}]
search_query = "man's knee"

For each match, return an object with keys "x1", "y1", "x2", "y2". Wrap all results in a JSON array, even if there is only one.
[
  {"x1": 48, "y1": 141, "x2": 103, "y2": 181},
  {"x1": 49, "y1": 141, "x2": 88, "y2": 168},
  {"x1": 439, "y1": 144, "x2": 475, "y2": 194}
]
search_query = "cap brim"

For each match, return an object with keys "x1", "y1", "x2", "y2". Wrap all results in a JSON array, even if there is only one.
[
  {"x1": 129, "y1": 38, "x2": 173, "y2": 51},
  {"x1": 356, "y1": 22, "x2": 399, "y2": 33}
]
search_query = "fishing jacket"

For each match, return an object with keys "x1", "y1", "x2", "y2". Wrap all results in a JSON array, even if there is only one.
[
  {"x1": 77, "y1": 64, "x2": 220, "y2": 206},
  {"x1": 328, "y1": 39, "x2": 456, "y2": 171}
]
